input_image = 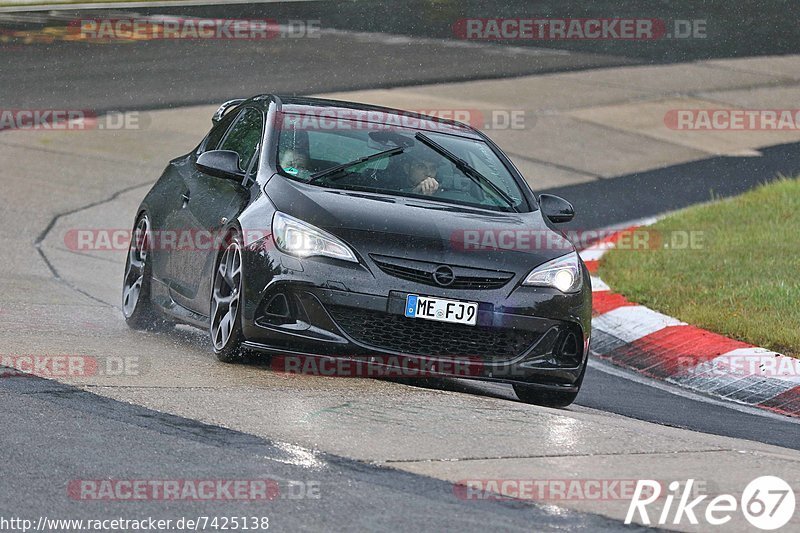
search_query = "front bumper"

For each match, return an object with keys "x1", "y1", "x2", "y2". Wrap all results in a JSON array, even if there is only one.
[{"x1": 239, "y1": 245, "x2": 591, "y2": 390}]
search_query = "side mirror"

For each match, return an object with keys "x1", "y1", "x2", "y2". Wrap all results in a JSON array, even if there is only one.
[
  {"x1": 196, "y1": 150, "x2": 244, "y2": 181},
  {"x1": 539, "y1": 194, "x2": 575, "y2": 224}
]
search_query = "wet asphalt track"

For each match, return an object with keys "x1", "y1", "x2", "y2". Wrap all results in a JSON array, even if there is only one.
[
  {"x1": 2, "y1": 1, "x2": 800, "y2": 530},
  {"x1": 1, "y1": 375, "x2": 648, "y2": 532}
]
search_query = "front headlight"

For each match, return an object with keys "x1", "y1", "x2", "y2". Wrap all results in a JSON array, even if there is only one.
[
  {"x1": 523, "y1": 251, "x2": 582, "y2": 293},
  {"x1": 272, "y1": 212, "x2": 358, "y2": 263}
]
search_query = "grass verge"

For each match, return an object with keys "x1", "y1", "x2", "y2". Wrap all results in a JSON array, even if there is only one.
[{"x1": 598, "y1": 176, "x2": 800, "y2": 358}]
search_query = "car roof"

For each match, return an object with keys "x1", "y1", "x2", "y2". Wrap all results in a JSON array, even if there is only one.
[{"x1": 251, "y1": 94, "x2": 483, "y2": 139}]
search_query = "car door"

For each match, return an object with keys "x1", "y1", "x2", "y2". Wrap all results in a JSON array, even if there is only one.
[{"x1": 167, "y1": 106, "x2": 264, "y2": 315}]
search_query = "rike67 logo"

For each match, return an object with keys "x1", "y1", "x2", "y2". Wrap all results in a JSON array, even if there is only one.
[{"x1": 627, "y1": 476, "x2": 795, "y2": 530}]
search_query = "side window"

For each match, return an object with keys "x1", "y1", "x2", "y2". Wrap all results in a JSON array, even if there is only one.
[
  {"x1": 218, "y1": 108, "x2": 264, "y2": 171},
  {"x1": 202, "y1": 109, "x2": 240, "y2": 153}
]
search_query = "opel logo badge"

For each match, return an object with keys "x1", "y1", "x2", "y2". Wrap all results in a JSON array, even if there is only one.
[{"x1": 433, "y1": 265, "x2": 455, "y2": 287}]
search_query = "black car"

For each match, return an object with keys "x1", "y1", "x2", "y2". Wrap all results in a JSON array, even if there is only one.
[{"x1": 122, "y1": 95, "x2": 591, "y2": 407}]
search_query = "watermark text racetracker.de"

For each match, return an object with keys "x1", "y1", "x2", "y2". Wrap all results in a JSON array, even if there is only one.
[
  {"x1": 453, "y1": 18, "x2": 707, "y2": 40},
  {"x1": 0, "y1": 354, "x2": 145, "y2": 378},
  {"x1": 71, "y1": 17, "x2": 321, "y2": 40},
  {"x1": 677, "y1": 353, "x2": 800, "y2": 379},
  {"x1": 665, "y1": 109, "x2": 800, "y2": 130},
  {"x1": 279, "y1": 108, "x2": 531, "y2": 131},
  {"x1": 64, "y1": 228, "x2": 271, "y2": 253},
  {"x1": 0, "y1": 109, "x2": 145, "y2": 131},
  {"x1": 450, "y1": 228, "x2": 705, "y2": 252},
  {"x1": 68, "y1": 478, "x2": 320, "y2": 501},
  {"x1": 456, "y1": 478, "x2": 662, "y2": 501},
  {"x1": 271, "y1": 354, "x2": 483, "y2": 378}
]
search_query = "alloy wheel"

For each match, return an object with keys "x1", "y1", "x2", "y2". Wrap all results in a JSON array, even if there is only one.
[
  {"x1": 122, "y1": 215, "x2": 150, "y2": 318},
  {"x1": 211, "y1": 240, "x2": 243, "y2": 350}
]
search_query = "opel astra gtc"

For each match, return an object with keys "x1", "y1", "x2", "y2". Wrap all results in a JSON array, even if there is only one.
[{"x1": 122, "y1": 95, "x2": 591, "y2": 407}]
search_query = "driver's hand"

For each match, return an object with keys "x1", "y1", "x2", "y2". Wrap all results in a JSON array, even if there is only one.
[{"x1": 413, "y1": 177, "x2": 439, "y2": 195}]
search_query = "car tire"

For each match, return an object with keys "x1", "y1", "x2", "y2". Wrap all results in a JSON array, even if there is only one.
[
  {"x1": 512, "y1": 362, "x2": 586, "y2": 408},
  {"x1": 210, "y1": 231, "x2": 246, "y2": 363},
  {"x1": 512, "y1": 384, "x2": 579, "y2": 408},
  {"x1": 122, "y1": 213, "x2": 172, "y2": 331}
]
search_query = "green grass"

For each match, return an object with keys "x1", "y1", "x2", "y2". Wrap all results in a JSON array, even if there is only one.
[{"x1": 598, "y1": 176, "x2": 800, "y2": 357}]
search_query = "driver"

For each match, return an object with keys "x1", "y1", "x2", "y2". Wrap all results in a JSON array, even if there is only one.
[{"x1": 400, "y1": 151, "x2": 440, "y2": 196}]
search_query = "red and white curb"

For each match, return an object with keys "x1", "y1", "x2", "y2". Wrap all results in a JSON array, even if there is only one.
[{"x1": 583, "y1": 226, "x2": 800, "y2": 418}]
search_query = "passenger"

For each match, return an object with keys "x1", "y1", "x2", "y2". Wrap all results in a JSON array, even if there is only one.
[{"x1": 279, "y1": 149, "x2": 311, "y2": 178}]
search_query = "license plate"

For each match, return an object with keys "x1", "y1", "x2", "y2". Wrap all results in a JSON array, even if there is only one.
[{"x1": 404, "y1": 294, "x2": 478, "y2": 326}]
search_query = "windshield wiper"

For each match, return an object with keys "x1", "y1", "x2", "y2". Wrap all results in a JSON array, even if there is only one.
[
  {"x1": 414, "y1": 132, "x2": 517, "y2": 211},
  {"x1": 307, "y1": 146, "x2": 404, "y2": 183}
]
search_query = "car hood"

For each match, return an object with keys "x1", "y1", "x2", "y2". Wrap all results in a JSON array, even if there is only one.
[{"x1": 265, "y1": 176, "x2": 574, "y2": 270}]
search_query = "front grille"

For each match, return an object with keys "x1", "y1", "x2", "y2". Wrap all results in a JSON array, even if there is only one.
[
  {"x1": 328, "y1": 305, "x2": 540, "y2": 359},
  {"x1": 371, "y1": 254, "x2": 513, "y2": 290}
]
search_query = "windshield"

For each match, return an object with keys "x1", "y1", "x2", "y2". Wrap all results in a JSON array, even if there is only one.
[{"x1": 276, "y1": 113, "x2": 527, "y2": 211}]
